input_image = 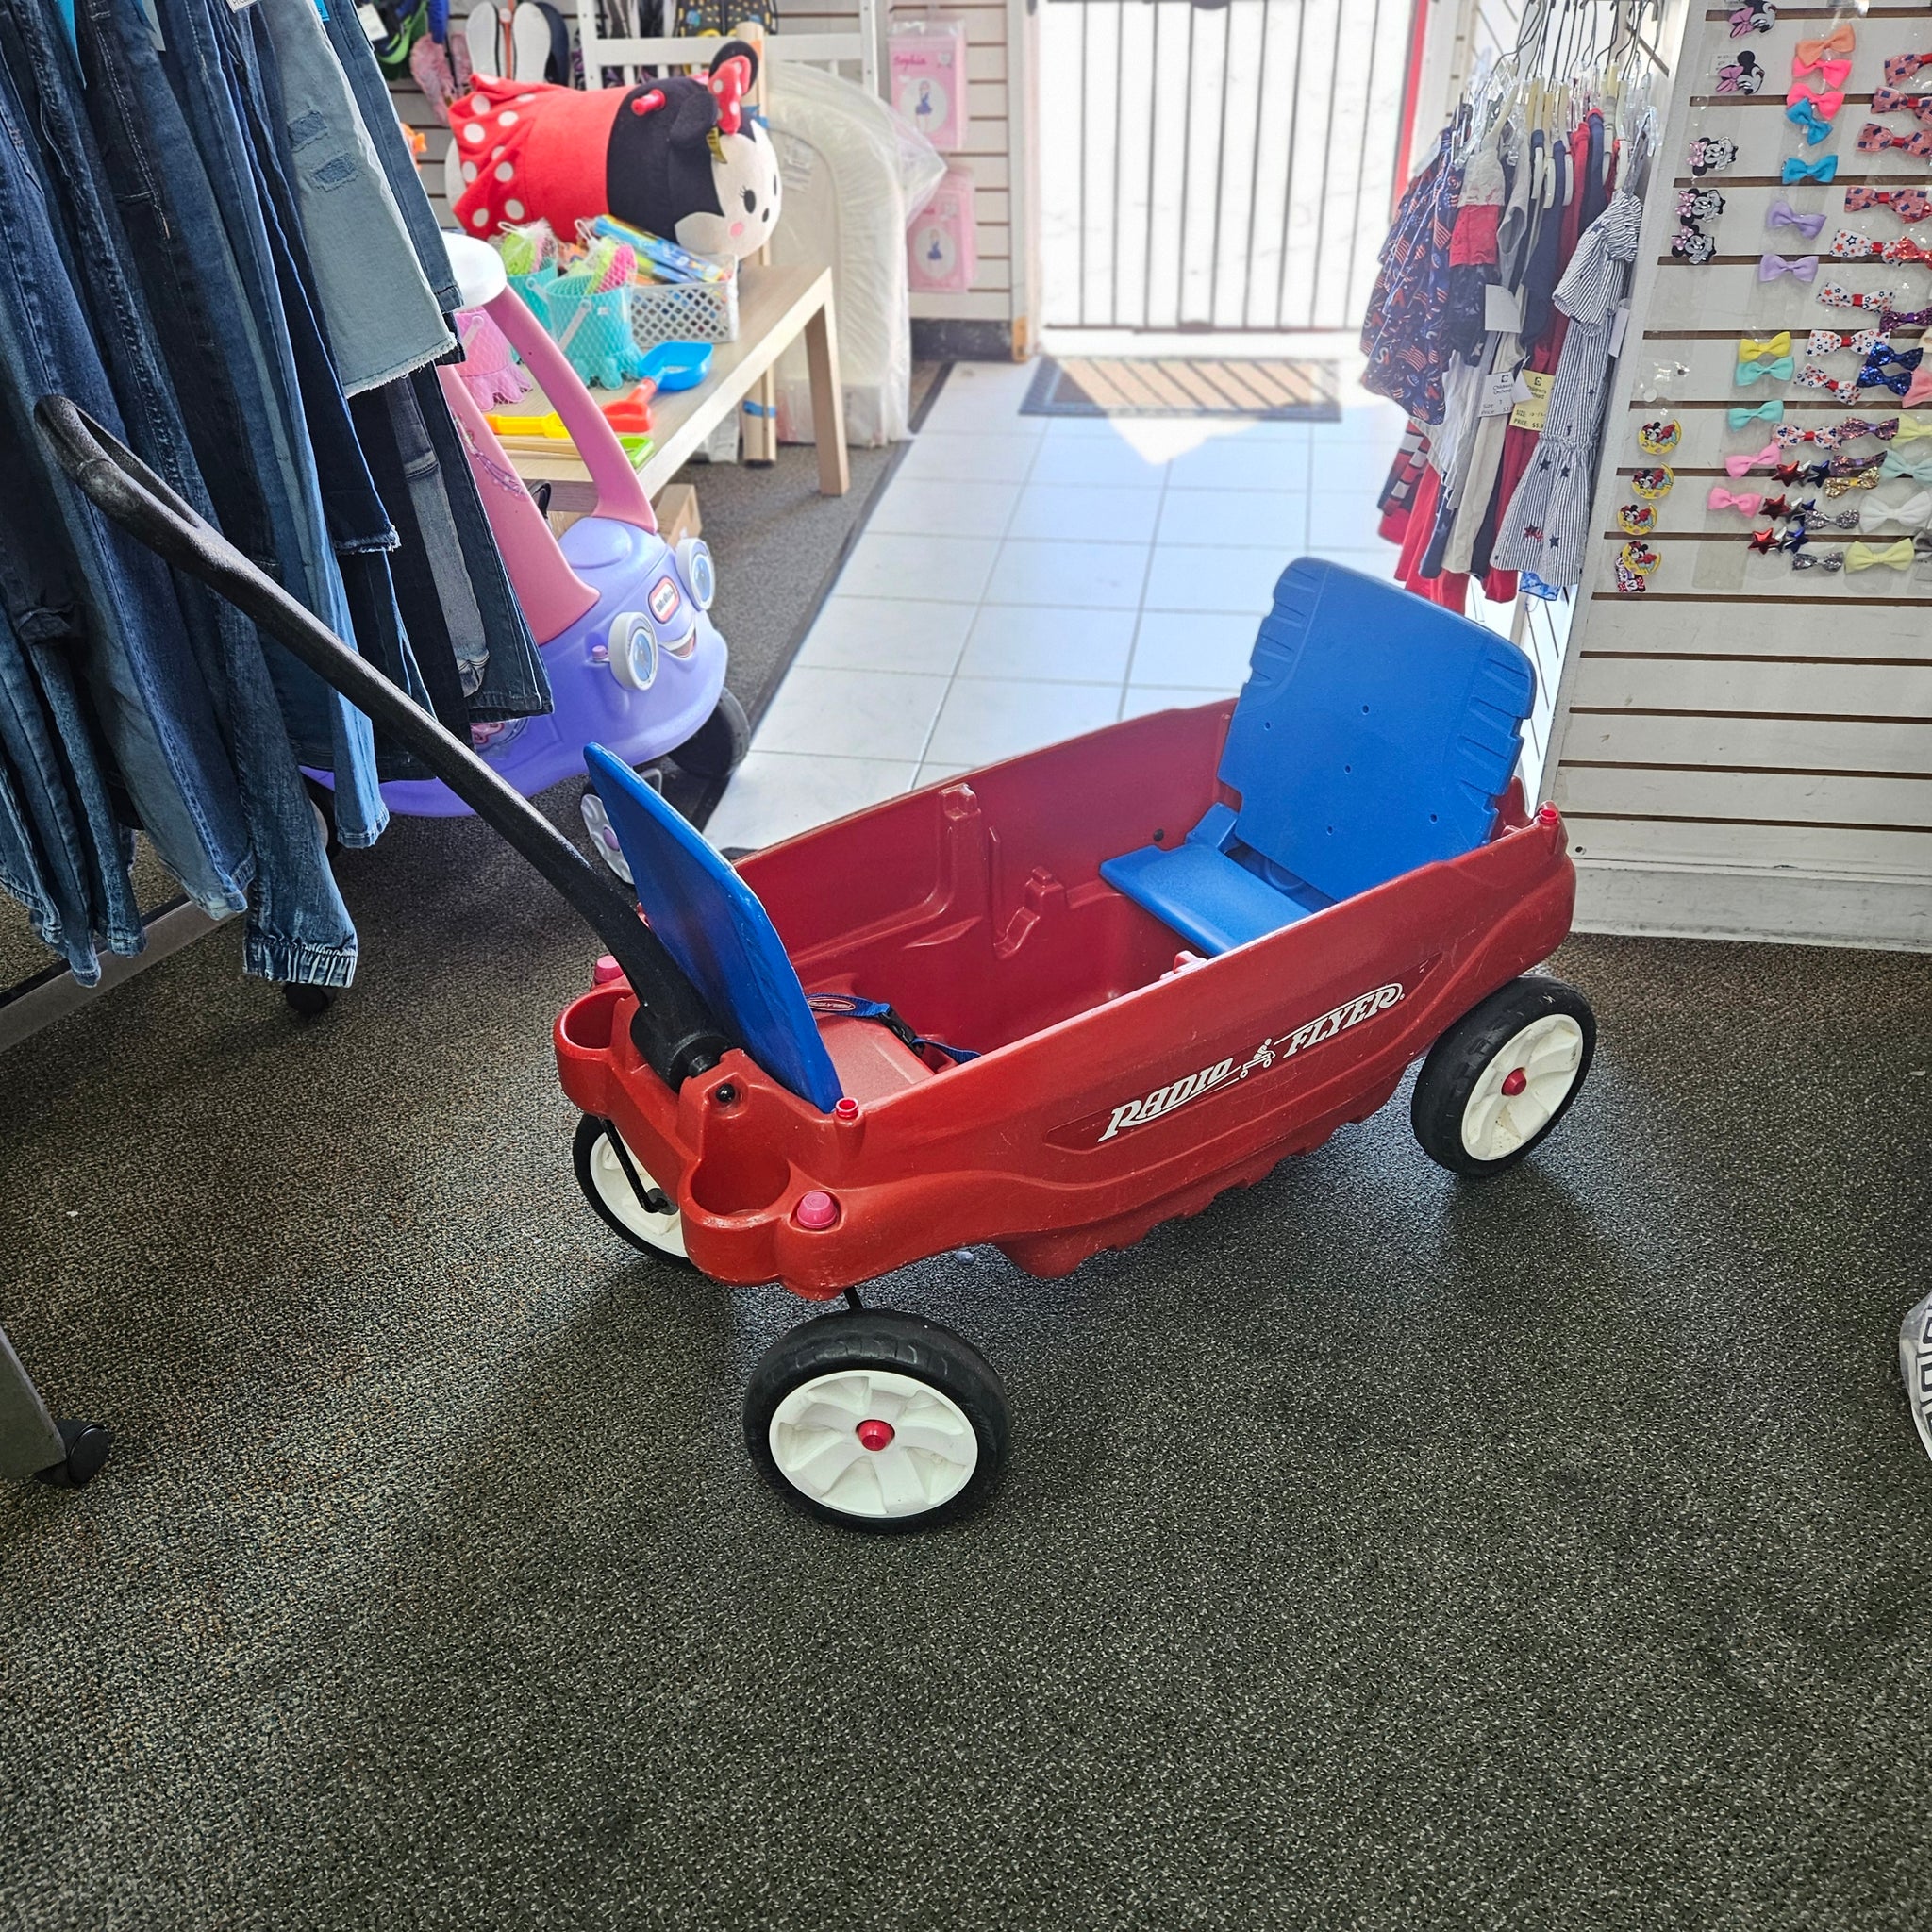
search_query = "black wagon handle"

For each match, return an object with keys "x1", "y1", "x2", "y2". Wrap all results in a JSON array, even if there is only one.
[{"x1": 33, "y1": 394, "x2": 732, "y2": 1089}]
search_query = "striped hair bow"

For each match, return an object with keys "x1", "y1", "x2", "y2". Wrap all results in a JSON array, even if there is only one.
[
  {"x1": 1760, "y1": 253, "x2": 1819, "y2": 282},
  {"x1": 1707, "y1": 487, "x2": 1764, "y2": 515},
  {"x1": 1858, "y1": 122, "x2": 1932, "y2": 158},
  {"x1": 1844, "y1": 538, "x2": 1915, "y2": 571},
  {"x1": 1766, "y1": 196, "x2": 1827, "y2": 240},
  {"x1": 1782, "y1": 154, "x2": 1839, "y2": 185},
  {"x1": 1789, "y1": 98, "x2": 1836, "y2": 144},
  {"x1": 1807, "y1": 329, "x2": 1880, "y2": 358},
  {"x1": 1725, "y1": 441, "x2": 1784, "y2": 477},
  {"x1": 1884, "y1": 49, "x2": 1932, "y2": 89},
  {"x1": 1737, "y1": 357, "x2": 1795, "y2": 385},
  {"x1": 1871, "y1": 88, "x2": 1932, "y2": 128},
  {"x1": 1795, "y1": 23, "x2": 1855, "y2": 67},
  {"x1": 1861, "y1": 489, "x2": 1932, "y2": 532},
  {"x1": 1728, "y1": 400, "x2": 1785, "y2": 428},
  {"x1": 1846, "y1": 186, "x2": 1932, "y2": 225},
  {"x1": 1882, "y1": 448, "x2": 1932, "y2": 483},
  {"x1": 1816, "y1": 282, "x2": 1896, "y2": 312}
]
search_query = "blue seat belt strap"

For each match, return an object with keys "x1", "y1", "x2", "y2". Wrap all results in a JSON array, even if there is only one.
[{"x1": 805, "y1": 993, "x2": 979, "y2": 1065}]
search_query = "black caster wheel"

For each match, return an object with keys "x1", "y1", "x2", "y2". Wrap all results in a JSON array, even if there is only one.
[
  {"x1": 1411, "y1": 975, "x2": 1595, "y2": 1177},
  {"x1": 35, "y1": 1419, "x2": 112, "y2": 1490},
  {"x1": 573, "y1": 1114, "x2": 691, "y2": 1264},
  {"x1": 282, "y1": 983, "x2": 333, "y2": 1019},
  {"x1": 744, "y1": 1307, "x2": 1008, "y2": 1533},
  {"x1": 667, "y1": 688, "x2": 751, "y2": 780}
]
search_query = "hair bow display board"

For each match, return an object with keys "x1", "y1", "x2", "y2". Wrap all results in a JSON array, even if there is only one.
[{"x1": 1534, "y1": 0, "x2": 1932, "y2": 949}]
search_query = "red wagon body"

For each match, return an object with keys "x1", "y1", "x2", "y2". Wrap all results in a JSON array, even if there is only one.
[{"x1": 555, "y1": 700, "x2": 1576, "y2": 1298}]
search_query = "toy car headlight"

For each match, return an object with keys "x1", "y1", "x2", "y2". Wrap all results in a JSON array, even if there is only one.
[
  {"x1": 605, "y1": 610, "x2": 659, "y2": 691},
  {"x1": 675, "y1": 537, "x2": 716, "y2": 611}
]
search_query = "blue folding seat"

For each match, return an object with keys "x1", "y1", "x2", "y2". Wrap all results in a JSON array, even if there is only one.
[{"x1": 1100, "y1": 559, "x2": 1536, "y2": 957}]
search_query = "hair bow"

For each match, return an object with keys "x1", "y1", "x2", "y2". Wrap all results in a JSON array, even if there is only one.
[
  {"x1": 1737, "y1": 356, "x2": 1795, "y2": 385},
  {"x1": 1862, "y1": 489, "x2": 1932, "y2": 533},
  {"x1": 1765, "y1": 197, "x2": 1827, "y2": 241},
  {"x1": 1825, "y1": 465, "x2": 1883, "y2": 497},
  {"x1": 1795, "y1": 24, "x2": 1855, "y2": 66},
  {"x1": 1858, "y1": 122, "x2": 1932, "y2": 158},
  {"x1": 1839, "y1": 417, "x2": 1900, "y2": 444},
  {"x1": 1906, "y1": 370, "x2": 1932, "y2": 410},
  {"x1": 1760, "y1": 253, "x2": 1819, "y2": 282},
  {"x1": 1708, "y1": 487, "x2": 1764, "y2": 515},
  {"x1": 1857, "y1": 346, "x2": 1925, "y2": 396},
  {"x1": 1882, "y1": 449, "x2": 1932, "y2": 483},
  {"x1": 1885, "y1": 49, "x2": 1932, "y2": 89},
  {"x1": 1880, "y1": 305, "x2": 1932, "y2": 333},
  {"x1": 1739, "y1": 332, "x2": 1791, "y2": 362},
  {"x1": 1845, "y1": 539, "x2": 1915, "y2": 571},
  {"x1": 1870, "y1": 88, "x2": 1932, "y2": 128},
  {"x1": 1788, "y1": 98, "x2": 1835, "y2": 143},
  {"x1": 1790, "y1": 548, "x2": 1847, "y2": 572},
  {"x1": 1772, "y1": 423, "x2": 1836, "y2": 453},
  {"x1": 1786, "y1": 83, "x2": 1845, "y2": 116},
  {"x1": 1795, "y1": 364, "x2": 1858, "y2": 399},
  {"x1": 1848, "y1": 186, "x2": 1932, "y2": 225},
  {"x1": 1725, "y1": 441, "x2": 1784, "y2": 477},
  {"x1": 1882, "y1": 237, "x2": 1932, "y2": 266},
  {"x1": 1728, "y1": 400, "x2": 1785, "y2": 428},
  {"x1": 1893, "y1": 416, "x2": 1932, "y2": 446},
  {"x1": 1807, "y1": 328, "x2": 1880, "y2": 358},
  {"x1": 1816, "y1": 282, "x2": 1895, "y2": 312},
  {"x1": 1802, "y1": 503, "x2": 1861, "y2": 532},
  {"x1": 1781, "y1": 154, "x2": 1839, "y2": 185},
  {"x1": 1830, "y1": 230, "x2": 1878, "y2": 258},
  {"x1": 1793, "y1": 55, "x2": 1854, "y2": 88}
]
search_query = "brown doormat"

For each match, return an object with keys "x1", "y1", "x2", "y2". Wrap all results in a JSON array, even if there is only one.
[{"x1": 1022, "y1": 355, "x2": 1341, "y2": 422}]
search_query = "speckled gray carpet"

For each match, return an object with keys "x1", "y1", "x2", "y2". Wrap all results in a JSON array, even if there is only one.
[{"x1": 3, "y1": 878, "x2": 1929, "y2": 1927}]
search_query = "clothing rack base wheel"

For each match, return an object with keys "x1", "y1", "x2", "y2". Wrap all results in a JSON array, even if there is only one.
[{"x1": 0, "y1": 1325, "x2": 111, "y2": 1490}]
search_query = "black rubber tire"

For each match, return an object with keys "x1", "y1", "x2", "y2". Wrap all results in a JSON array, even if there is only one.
[
  {"x1": 282, "y1": 983, "x2": 333, "y2": 1018},
  {"x1": 744, "y1": 1309, "x2": 1008, "y2": 1534},
  {"x1": 571, "y1": 1113, "x2": 693, "y2": 1266},
  {"x1": 35, "y1": 1420, "x2": 112, "y2": 1490},
  {"x1": 667, "y1": 687, "x2": 751, "y2": 779},
  {"x1": 1410, "y1": 974, "x2": 1596, "y2": 1178}
]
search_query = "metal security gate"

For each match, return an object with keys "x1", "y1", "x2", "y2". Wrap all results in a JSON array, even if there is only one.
[{"x1": 1040, "y1": 0, "x2": 1421, "y2": 332}]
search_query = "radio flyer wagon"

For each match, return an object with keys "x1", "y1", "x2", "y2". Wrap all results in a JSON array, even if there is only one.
[{"x1": 42, "y1": 397, "x2": 1596, "y2": 1536}]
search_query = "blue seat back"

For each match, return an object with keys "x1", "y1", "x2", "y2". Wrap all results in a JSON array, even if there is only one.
[
  {"x1": 584, "y1": 745, "x2": 843, "y2": 1111},
  {"x1": 1221, "y1": 559, "x2": 1535, "y2": 901}
]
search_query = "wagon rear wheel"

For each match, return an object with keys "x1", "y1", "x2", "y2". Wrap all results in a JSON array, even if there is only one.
[
  {"x1": 573, "y1": 1114, "x2": 690, "y2": 1262},
  {"x1": 1411, "y1": 976, "x2": 1595, "y2": 1177},
  {"x1": 745, "y1": 1309, "x2": 1008, "y2": 1533}
]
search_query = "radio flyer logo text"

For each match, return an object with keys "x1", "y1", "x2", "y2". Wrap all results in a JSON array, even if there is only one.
[{"x1": 1095, "y1": 982, "x2": 1406, "y2": 1142}]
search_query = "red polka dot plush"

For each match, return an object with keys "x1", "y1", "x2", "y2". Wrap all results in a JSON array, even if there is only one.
[{"x1": 448, "y1": 40, "x2": 780, "y2": 261}]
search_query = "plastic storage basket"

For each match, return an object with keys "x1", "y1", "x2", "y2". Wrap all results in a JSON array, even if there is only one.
[{"x1": 629, "y1": 262, "x2": 740, "y2": 348}]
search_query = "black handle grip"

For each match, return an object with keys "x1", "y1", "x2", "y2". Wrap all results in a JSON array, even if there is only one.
[{"x1": 33, "y1": 394, "x2": 733, "y2": 1088}]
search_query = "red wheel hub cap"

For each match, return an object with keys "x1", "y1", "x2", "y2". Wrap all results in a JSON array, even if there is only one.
[
  {"x1": 1501, "y1": 1067, "x2": 1528, "y2": 1097},
  {"x1": 856, "y1": 1419, "x2": 894, "y2": 1452}
]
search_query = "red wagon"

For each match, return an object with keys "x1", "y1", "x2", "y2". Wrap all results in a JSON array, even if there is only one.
[{"x1": 43, "y1": 400, "x2": 1595, "y2": 1536}]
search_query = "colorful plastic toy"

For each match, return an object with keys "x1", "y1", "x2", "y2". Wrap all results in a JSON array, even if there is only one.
[
  {"x1": 28, "y1": 408, "x2": 1600, "y2": 1541},
  {"x1": 340, "y1": 235, "x2": 746, "y2": 866}
]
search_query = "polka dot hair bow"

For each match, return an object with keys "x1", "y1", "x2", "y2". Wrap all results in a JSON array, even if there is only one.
[
  {"x1": 1858, "y1": 123, "x2": 1932, "y2": 159},
  {"x1": 1871, "y1": 88, "x2": 1932, "y2": 131},
  {"x1": 1884, "y1": 49, "x2": 1932, "y2": 90},
  {"x1": 707, "y1": 55, "x2": 751, "y2": 135},
  {"x1": 1817, "y1": 282, "x2": 1896, "y2": 313},
  {"x1": 1844, "y1": 187, "x2": 1932, "y2": 226},
  {"x1": 1766, "y1": 196, "x2": 1826, "y2": 240}
]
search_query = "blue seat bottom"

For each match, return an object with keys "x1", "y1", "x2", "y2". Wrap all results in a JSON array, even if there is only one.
[{"x1": 1100, "y1": 807, "x2": 1322, "y2": 957}]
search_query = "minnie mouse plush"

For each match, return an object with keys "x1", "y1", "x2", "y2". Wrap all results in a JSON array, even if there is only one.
[{"x1": 448, "y1": 40, "x2": 782, "y2": 259}]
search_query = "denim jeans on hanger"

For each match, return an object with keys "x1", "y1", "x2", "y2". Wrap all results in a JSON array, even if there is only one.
[
  {"x1": 151, "y1": 0, "x2": 388, "y2": 851},
  {"x1": 319, "y1": 0, "x2": 461, "y2": 314},
  {"x1": 0, "y1": 23, "x2": 258, "y2": 925},
  {"x1": 2, "y1": 0, "x2": 360, "y2": 981},
  {"x1": 252, "y1": 0, "x2": 451, "y2": 397}
]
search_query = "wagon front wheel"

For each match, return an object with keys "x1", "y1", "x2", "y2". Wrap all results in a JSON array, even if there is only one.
[
  {"x1": 1411, "y1": 976, "x2": 1595, "y2": 1177},
  {"x1": 745, "y1": 1309, "x2": 1008, "y2": 1533},
  {"x1": 572, "y1": 1114, "x2": 690, "y2": 1262}
]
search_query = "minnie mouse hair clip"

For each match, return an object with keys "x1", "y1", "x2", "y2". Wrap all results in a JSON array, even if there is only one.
[
  {"x1": 1688, "y1": 136, "x2": 1739, "y2": 177},
  {"x1": 1617, "y1": 503, "x2": 1657, "y2": 536},
  {"x1": 1716, "y1": 51, "x2": 1766, "y2": 94},
  {"x1": 1672, "y1": 225, "x2": 1719, "y2": 264},
  {"x1": 1728, "y1": 3, "x2": 1774, "y2": 34},
  {"x1": 1677, "y1": 188, "x2": 1725, "y2": 224},
  {"x1": 1632, "y1": 468, "x2": 1674, "y2": 500},
  {"x1": 1638, "y1": 420, "x2": 1682, "y2": 457}
]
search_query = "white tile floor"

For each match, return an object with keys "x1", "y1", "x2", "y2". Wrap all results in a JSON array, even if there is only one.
[{"x1": 705, "y1": 358, "x2": 1408, "y2": 852}]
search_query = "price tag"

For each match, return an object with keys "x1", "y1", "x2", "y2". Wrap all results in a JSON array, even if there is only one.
[
  {"x1": 1479, "y1": 370, "x2": 1519, "y2": 417},
  {"x1": 1509, "y1": 369, "x2": 1555, "y2": 432},
  {"x1": 1484, "y1": 283, "x2": 1524, "y2": 333}
]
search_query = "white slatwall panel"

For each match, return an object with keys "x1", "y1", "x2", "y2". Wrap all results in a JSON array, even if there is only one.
[{"x1": 1542, "y1": 2, "x2": 1932, "y2": 949}]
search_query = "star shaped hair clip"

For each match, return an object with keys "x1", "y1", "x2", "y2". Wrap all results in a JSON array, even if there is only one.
[{"x1": 1748, "y1": 527, "x2": 1780, "y2": 554}]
